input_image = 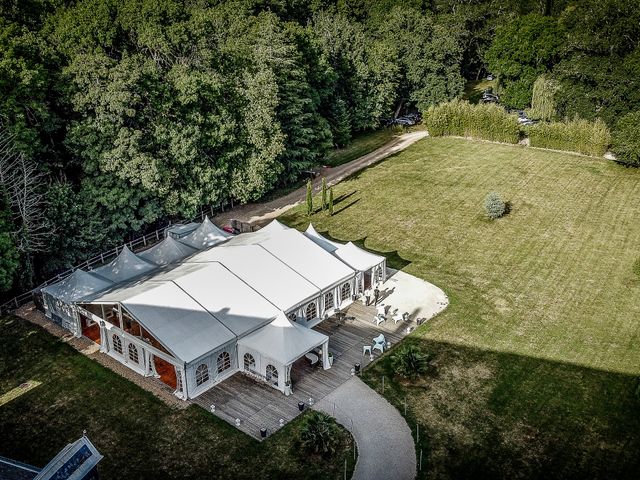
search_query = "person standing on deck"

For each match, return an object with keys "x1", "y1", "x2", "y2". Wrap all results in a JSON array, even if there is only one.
[
  {"x1": 374, "y1": 286, "x2": 380, "y2": 305},
  {"x1": 364, "y1": 287, "x2": 372, "y2": 306}
]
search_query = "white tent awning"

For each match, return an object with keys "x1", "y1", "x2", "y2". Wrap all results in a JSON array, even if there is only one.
[
  {"x1": 41, "y1": 269, "x2": 114, "y2": 303},
  {"x1": 139, "y1": 236, "x2": 198, "y2": 266},
  {"x1": 238, "y1": 312, "x2": 328, "y2": 365},
  {"x1": 178, "y1": 216, "x2": 230, "y2": 250}
]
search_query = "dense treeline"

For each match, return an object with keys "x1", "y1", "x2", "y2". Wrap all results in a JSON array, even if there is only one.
[{"x1": 0, "y1": 0, "x2": 638, "y2": 296}]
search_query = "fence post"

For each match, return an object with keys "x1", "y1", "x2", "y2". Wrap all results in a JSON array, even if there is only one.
[
  {"x1": 382, "y1": 376, "x2": 385, "y2": 394},
  {"x1": 14, "y1": 297, "x2": 19, "y2": 309},
  {"x1": 143, "y1": 236, "x2": 147, "y2": 246},
  {"x1": 416, "y1": 424, "x2": 419, "y2": 443},
  {"x1": 419, "y1": 449, "x2": 422, "y2": 471},
  {"x1": 156, "y1": 230, "x2": 160, "y2": 241}
]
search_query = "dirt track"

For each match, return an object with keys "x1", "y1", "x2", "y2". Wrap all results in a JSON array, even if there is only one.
[{"x1": 213, "y1": 130, "x2": 428, "y2": 228}]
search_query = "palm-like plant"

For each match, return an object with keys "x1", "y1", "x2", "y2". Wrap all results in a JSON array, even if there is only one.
[
  {"x1": 391, "y1": 344, "x2": 431, "y2": 379},
  {"x1": 299, "y1": 411, "x2": 340, "y2": 457}
]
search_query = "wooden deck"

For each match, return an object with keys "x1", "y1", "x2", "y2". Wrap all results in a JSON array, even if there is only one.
[{"x1": 192, "y1": 300, "x2": 411, "y2": 439}]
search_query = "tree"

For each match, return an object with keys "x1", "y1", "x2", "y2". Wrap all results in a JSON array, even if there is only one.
[
  {"x1": 298, "y1": 411, "x2": 341, "y2": 457},
  {"x1": 328, "y1": 186, "x2": 334, "y2": 215},
  {"x1": 321, "y1": 177, "x2": 327, "y2": 210},
  {"x1": 306, "y1": 179, "x2": 313, "y2": 216},
  {"x1": 529, "y1": 75, "x2": 560, "y2": 121},
  {"x1": 611, "y1": 111, "x2": 640, "y2": 167},
  {"x1": 485, "y1": 192, "x2": 506, "y2": 220},
  {"x1": 486, "y1": 14, "x2": 565, "y2": 108},
  {"x1": 0, "y1": 194, "x2": 18, "y2": 292}
]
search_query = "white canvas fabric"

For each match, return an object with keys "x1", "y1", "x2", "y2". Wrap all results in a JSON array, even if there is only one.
[
  {"x1": 304, "y1": 224, "x2": 341, "y2": 252},
  {"x1": 121, "y1": 281, "x2": 235, "y2": 363},
  {"x1": 178, "y1": 216, "x2": 230, "y2": 249},
  {"x1": 42, "y1": 269, "x2": 114, "y2": 303},
  {"x1": 238, "y1": 311, "x2": 328, "y2": 365},
  {"x1": 171, "y1": 262, "x2": 279, "y2": 337},
  {"x1": 139, "y1": 236, "x2": 198, "y2": 266},
  {"x1": 304, "y1": 224, "x2": 384, "y2": 272},
  {"x1": 258, "y1": 229, "x2": 354, "y2": 290},
  {"x1": 92, "y1": 246, "x2": 157, "y2": 284},
  {"x1": 188, "y1": 244, "x2": 320, "y2": 311}
]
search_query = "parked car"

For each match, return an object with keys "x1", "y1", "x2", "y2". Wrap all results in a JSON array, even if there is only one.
[
  {"x1": 482, "y1": 92, "x2": 499, "y2": 104},
  {"x1": 486, "y1": 74, "x2": 495, "y2": 81}
]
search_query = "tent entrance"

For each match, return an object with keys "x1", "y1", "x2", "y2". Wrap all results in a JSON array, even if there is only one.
[
  {"x1": 153, "y1": 356, "x2": 177, "y2": 390},
  {"x1": 364, "y1": 271, "x2": 372, "y2": 290},
  {"x1": 80, "y1": 313, "x2": 101, "y2": 344}
]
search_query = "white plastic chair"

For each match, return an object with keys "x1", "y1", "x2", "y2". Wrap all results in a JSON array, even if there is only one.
[
  {"x1": 363, "y1": 345, "x2": 372, "y2": 356},
  {"x1": 372, "y1": 333, "x2": 386, "y2": 353},
  {"x1": 372, "y1": 342, "x2": 384, "y2": 354},
  {"x1": 375, "y1": 314, "x2": 386, "y2": 326}
]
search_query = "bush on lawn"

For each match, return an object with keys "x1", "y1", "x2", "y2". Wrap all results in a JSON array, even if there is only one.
[
  {"x1": 611, "y1": 111, "x2": 640, "y2": 167},
  {"x1": 424, "y1": 100, "x2": 520, "y2": 144},
  {"x1": 391, "y1": 344, "x2": 432, "y2": 380},
  {"x1": 485, "y1": 192, "x2": 506, "y2": 219},
  {"x1": 633, "y1": 257, "x2": 640, "y2": 280},
  {"x1": 528, "y1": 117, "x2": 611, "y2": 157},
  {"x1": 299, "y1": 411, "x2": 342, "y2": 457}
]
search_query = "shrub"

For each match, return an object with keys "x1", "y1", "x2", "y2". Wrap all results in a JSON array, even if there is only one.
[
  {"x1": 528, "y1": 118, "x2": 611, "y2": 157},
  {"x1": 529, "y1": 75, "x2": 560, "y2": 121},
  {"x1": 391, "y1": 344, "x2": 432, "y2": 379},
  {"x1": 328, "y1": 187, "x2": 334, "y2": 216},
  {"x1": 424, "y1": 99, "x2": 520, "y2": 144},
  {"x1": 485, "y1": 192, "x2": 506, "y2": 219},
  {"x1": 299, "y1": 411, "x2": 341, "y2": 457},
  {"x1": 611, "y1": 111, "x2": 640, "y2": 167},
  {"x1": 321, "y1": 177, "x2": 328, "y2": 210},
  {"x1": 306, "y1": 180, "x2": 313, "y2": 216}
]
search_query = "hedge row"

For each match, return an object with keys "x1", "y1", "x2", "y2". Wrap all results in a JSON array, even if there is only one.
[
  {"x1": 424, "y1": 100, "x2": 520, "y2": 144},
  {"x1": 528, "y1": 118, "x2": 611, "y2": 157}
]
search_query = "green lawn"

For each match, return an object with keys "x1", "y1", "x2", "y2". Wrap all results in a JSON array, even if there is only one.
[
  {"x1": 0, "y1": 316, "x2": 355, "y2": 480},
  {"x1": 325, "y1": 128, "x2": 399, "y2": 167},
  {"x1": 281, "y1": 136, "x2": 640, "y2": 478}
]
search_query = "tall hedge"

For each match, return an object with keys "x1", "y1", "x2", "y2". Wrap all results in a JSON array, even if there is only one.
[
  {"x1": 425, "y1": 100, "x2": 520, "y2": 144},
  {"x1": 528, "y1": 118, "x2": 611, "y2": 157},
  {"x1": 611, "y1": 111, "x2": 640, "y2": 167}
]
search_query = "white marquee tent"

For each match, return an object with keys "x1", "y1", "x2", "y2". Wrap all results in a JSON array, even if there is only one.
[
  {"x1": 238, "y1": 312, "x2": 329, "y2": 394},
  {"x1": 178, "y1": 215, "x2": 231, "y2": 249},
  {"x1": 41, "y1": 269, "x2": 114, "y2": 333},
  {"x1": 92, "y1": 245, "x2": 157, "y2": 283},
  {"x1": 139, "y1": 235, "x2": 198, "y2": 266}
]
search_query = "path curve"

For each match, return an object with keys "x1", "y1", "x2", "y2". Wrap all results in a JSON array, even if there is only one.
[
  {"x1": 314, "y1": 377, "x2": 416, "y2": 480},
  {"x1": 214, "y1": 130, "x2": 428, "y2": 227}
]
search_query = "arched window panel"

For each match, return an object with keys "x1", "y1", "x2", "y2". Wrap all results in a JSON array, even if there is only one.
[
  {"x1": 305, "y1": 302, "x2": 317, "y2": 321},
  {"x1": 112, "y1": 334, "x2": 123, "y2": 354},
  {"x1": 128, "y1": 343, "x2": 139, "y2": 364},
  {"x1": 324, "y1": 291, "x2": 334, "y2": 311},
  {"x1": 340, "y1": 282, "x2": 351, "y2": 301},
  {"x1": 195, "y1": 363, "x2": 209, "y2": 386},
  {"x1": 217, "y1": 351, "x2": 231, "y2": 373},
  {"x1": 266, "y1": 364, "x2": 278, "y2": 386},
  {"x1": 243, "y1": 353, "x2": 256, "y2": 371}
]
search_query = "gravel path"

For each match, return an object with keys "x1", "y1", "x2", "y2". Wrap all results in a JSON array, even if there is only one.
[
  {"x1": 314, "y1": 377, "x2": 417, "y2": 480},
  {"x1": 214, "y1": 130, "x2": 428, "y2": 228}
]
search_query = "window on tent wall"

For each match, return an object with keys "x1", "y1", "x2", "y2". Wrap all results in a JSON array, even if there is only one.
[
  {"x1": 112, "y1": 334, "x2": 123, "y2": 354},
  {"x1": 305, "y1": 302, "x2": 317, "y2": 321},
  {"x1": 217, "y1": 351, "x2": 231, "y2": 373},
  {"x1": 266, "y1": 364, "x2": 278, "y2": 386},
  {"x1": 340, "y1": 282, "x2": 351, "y2": 301},
  {"x1": 324, "y1": 291, "x2": 334, "y2": 311},
  {"x1": 128, "y1": 343, "x2": 139, "y2": 363},
  {"x1": 243, "y1": 353, "x2": 256, "y2": 371},
  {"x1": 195, "y1": 364, "x2": 209, "y2": 386}
]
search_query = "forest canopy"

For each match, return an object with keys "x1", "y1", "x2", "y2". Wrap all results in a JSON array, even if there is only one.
[{"x1": 0, "y1": 0, "x2": 638, "y2": 296}]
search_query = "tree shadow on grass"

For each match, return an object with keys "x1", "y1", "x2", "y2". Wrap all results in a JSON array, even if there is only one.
[{"x1": 362, "y1": 337, "x2": 640, "y2": 480}]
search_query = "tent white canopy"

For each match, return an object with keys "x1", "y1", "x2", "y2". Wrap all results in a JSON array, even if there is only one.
[
  {"x1": 304, "y1": 224, "x2": 384, "y2": 272},
  {"x1": 42, "y1": 269, "x2": 114, "y2": 303},
  {"x1": 139, "y1": 235, "x2": 198, "y2": 266},
  {"x1": 258, "y1": 229, "x2": 354, "y2": 290},
  {"x1": 92, "y1": 246, "x2": 157, "y2": 284},
  {"x1": 121, "y1": 281, "x2": 235, "y2": 363},
  {"x1": 170, "y1": 262, "x2": 280, "y2": 337},
  {"x1": 238, "y1": 311, "x2": 328, "y2": 366},
  {"x1": 188, "y1": 244, "x2": 319, "y2": 311},
  {"x1": 179, "y1": 216, "x2": 230, "y2": 250}
]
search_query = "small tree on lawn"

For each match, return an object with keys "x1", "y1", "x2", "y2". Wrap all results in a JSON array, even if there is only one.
[
  {"x1": 633, "y1": 257, "x2": 640, "y2": 281},
  {"x1": 299, "y1": 411, "x2": 341, "y2": 457},
  {"x1": 306, "y1": 180, "x2": 313, "y2": 216},
  {"x1": 485, "y1": 191, "x2": 506, "y2": 219},
  {"x1": 328, "y1": 187, "x2": 334, "y2": 216},
  {"x1": 391, "y1": 344, "x2": 432, "y2": 380},
  {"x1": 321, "y1": 177, "x2": 328, "y2": 210}
]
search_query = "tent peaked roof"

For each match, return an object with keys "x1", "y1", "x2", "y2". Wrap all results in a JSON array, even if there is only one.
[
  {"x1": 238, "y1": 312, "x2": 328, "y2": 365},
  {"x1": 335, "y1": 242, "x2": 385, "y2": 272},
  {"x1": 179, "y1": 216, "x2": 230, "y2": 250},
  {"x1": 260, "y1": 219, "x2": 290, "y2": 234},
  {"x1": 93, "y1": 245, "x2": 157, "y2": 284},
  {"x1": 41, "y1": 269, "x2": 114, "y2": 302},
  {"x1": 304, "y1": 224, "x2": 341, "y2": 252},
  {"x1": 139, "y1": 235, "x2": 197, "y2": 266}
]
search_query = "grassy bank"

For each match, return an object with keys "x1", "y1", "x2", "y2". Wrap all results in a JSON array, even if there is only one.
[
  {"x1": 281, "y1": 136, "x2": 640, "y2": 478},
  {"x1": 0, "y1": 316, "x2": 355, "y2": 480}
]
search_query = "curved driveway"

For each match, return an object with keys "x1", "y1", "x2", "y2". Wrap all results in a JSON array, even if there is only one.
[{"x1": 314, "y1": 377, "x2": 416, "y2": 480}]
